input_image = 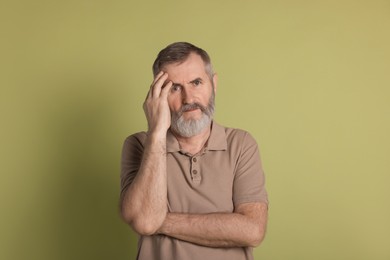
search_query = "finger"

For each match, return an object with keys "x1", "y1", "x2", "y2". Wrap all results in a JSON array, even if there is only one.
[
  {"x1": 150, "y1": 71, "x2": 165, "y2": 94},
  {"x1": 146, "y1": 72, "x2": 165, "y2": 100},
  {"x1": 145, "y1": 88, "x2": 152, "y2": 101},
  {"x1": 152, "y1": 71, "x2": 164, "y2": 85},
  {"x1": 161, "y1": 81, "x2": 173, "y2": 98},
  {"x1": 152, "y1": 73, "x2": 169, "y2": 98}
]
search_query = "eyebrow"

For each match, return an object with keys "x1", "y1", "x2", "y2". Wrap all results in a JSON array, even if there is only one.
[
  {"x1": 189, "y1": 78, "x2": 203, "y2": 84},
  {"x1": 171, "y1": 77, "x2": 203, "y2": 87}
]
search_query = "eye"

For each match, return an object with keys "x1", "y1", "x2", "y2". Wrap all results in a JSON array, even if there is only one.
[
  {"x1": 171, "y1": 84, "x2": 182, "y2": 92},
  {"x1": 193, "y1": 79, "x2": 202, "y2": 86}
]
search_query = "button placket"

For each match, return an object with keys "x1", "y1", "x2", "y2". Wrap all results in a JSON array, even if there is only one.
[{"x1": 190, "y1": 156, "x2": 201, "y2": 182}]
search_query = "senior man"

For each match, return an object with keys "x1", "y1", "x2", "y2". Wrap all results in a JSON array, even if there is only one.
[{"x1": 120, "y1": 42, "x2": 268, "y2": 260}]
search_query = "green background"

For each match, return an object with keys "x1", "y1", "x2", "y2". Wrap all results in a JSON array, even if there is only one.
[{"x1": 1, "y1": 0, "x2": 389, "y2": 259}]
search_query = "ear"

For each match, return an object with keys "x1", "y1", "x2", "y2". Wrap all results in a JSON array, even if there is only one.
[{"x1": 212, "y1": 73, "x2": 218, "y2": 94}]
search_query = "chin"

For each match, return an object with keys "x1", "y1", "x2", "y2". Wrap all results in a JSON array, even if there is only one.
[{"x1": 182, "y1": 114, "x2": 202, "y2": 121}]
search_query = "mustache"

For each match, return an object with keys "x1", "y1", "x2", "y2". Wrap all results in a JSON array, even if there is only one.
[
  {"x1": 173, "y1": 102, "x2": 212, "y2": 118},
  {"x1": 180, "y1": 103, "x2": 206, "y2": 113}
]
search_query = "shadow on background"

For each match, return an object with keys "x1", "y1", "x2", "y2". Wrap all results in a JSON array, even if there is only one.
[
  {"x1": 47, "y1": 76, "x2": 139, "y2": 259},
  {"x1": 5, "y1": 73, "x2": 140, "y2": 259}
]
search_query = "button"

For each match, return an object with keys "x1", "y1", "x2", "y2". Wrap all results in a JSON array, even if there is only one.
[
  {"x1": 192, "y1": 170, "x2": 198, "y2": 175},
  {"x1": 192, "y1": 157, "x2": 197, "y2": 162}
]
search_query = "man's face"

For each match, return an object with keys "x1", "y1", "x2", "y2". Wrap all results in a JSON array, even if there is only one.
[{"x1": 162, "y1": 53, "x2": 217, "y2": 137}]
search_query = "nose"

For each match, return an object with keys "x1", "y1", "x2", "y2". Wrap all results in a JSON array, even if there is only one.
[{"x1": 182, "y1": 87, "x2": 194, "y2": 104}]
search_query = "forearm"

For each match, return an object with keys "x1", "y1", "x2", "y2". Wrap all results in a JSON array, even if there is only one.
[
  {"x1": 121, "y1": 133, "x2": 167, "y2": 235},
  {"x1": 158, "y1": 210, "x2": 266, "y2": 248}
]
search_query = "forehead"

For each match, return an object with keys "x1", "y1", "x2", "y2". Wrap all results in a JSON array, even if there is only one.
[{"x1": 162, "y1": 53, "x2": 208, "y2": 81}]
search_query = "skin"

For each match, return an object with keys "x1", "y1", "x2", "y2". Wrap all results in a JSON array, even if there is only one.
[
  {"x1": 120, "y1": 71, "x2": 171, "y2": 235},
  {"x1": 166, "y1": 53, "x2": 217, "y2": 154},
  {"x1": 121, "y1": 52, "x2": 268, "y2": 247}
]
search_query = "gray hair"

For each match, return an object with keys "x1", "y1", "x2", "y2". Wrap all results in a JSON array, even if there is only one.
[{"x1": 152, "y1": 42, "x2": 214, "y2": 80}]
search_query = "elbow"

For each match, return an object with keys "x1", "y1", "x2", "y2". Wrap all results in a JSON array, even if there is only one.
[
  {"x1": 121, "y1": 209, "x2": 165, "y2": 236},
  {"x1": 247, "y1": 226, "x2": 266, "y2": 247},
  {"x1": 248, "y1": 233, "x2": 265, "y2": 248},
  {"x1": 131, "y1": 219, "x2": 161, "y2": 236},
  {"x1": 120, "y1": 206, "x2": 133, "y2": 226}
]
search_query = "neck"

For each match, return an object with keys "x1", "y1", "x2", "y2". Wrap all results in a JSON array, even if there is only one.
[{"x1": 173, "y1": 123, "x2": 212, "y2": 156}]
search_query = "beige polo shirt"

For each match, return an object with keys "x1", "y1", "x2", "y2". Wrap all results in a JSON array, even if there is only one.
[{"x1": 121, "y1": 122, "x2": 268, "y2": 260}]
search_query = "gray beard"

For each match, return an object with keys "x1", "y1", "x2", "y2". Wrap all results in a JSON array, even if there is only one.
[{"x1": 170, "y1": 92, "x2": 215, "y2": 138}]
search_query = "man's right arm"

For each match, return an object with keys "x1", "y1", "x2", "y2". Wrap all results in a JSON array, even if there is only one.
[
  {"x1": 120, "y1": 72, "x2": 173, "y2": 235},
  {"x1": 120, "y1": 133, "x2": 167, "y2": 235}
]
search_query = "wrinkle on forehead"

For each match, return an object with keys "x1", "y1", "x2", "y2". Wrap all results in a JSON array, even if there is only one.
[{"x1": 162, "y1": 53, "x2": 209, "y2": 84}]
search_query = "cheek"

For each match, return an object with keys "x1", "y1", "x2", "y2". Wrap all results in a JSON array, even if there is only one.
[
  {"x1": 168, "y1": 96, "x2": 181, "y2": 111},
  {"x1": 201, "y1": 91, "x2": 213, "y2": 104}
]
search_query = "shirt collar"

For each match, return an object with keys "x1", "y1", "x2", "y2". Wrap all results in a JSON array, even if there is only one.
[
  {"x1": 166, "y1": 129, "x2": 181, "y2": 153},
  {"x1": 166, "y1": 121, "x2": 227, "y2": 153}
]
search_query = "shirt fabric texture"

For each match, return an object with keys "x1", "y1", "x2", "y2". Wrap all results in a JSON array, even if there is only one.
[{"x1": 120, "y1": 122, "x2": 268, "y2": 260}]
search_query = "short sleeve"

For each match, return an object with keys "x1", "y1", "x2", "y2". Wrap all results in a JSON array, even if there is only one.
[
  {"x1": 233, "y1": 132, "x2": 268, "y2": 206},
  {"x1": 120, "y1": 132, "x2": 147, "y2": 199}
]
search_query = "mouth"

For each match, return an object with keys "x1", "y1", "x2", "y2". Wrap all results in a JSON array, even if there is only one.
[
  {"x1": 184, "y1": 107, "x2": 200, "y2": 113},
  {"x1": 181, "y1": 103, "x2": 203, "y2": 113}
]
